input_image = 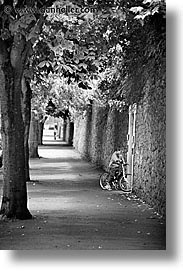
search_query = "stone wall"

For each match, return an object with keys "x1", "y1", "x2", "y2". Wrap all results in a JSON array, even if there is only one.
[
  {"x1": 133, "y1": 75, "x2": 166, "y2": 216},
  {"x1": 73, "y1": 74, "x2": 166, "y2": 216},
  {"x1": 74, "y1": 109, "x2": 92, "y2": 158},
  {"x1": 73, "y1": 104, "x2": 129, "y2": 169}
]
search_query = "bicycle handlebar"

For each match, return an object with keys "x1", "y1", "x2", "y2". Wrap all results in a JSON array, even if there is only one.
[{"x1": 112, "y1": 160, "x2": 129, "y2": 166}]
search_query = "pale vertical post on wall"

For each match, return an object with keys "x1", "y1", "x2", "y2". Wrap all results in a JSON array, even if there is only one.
[
  {"x1": 131, "y1": 103, "x2": 137, "y2": 187},
  {"x1": 127, "y1": 105, "x2": 133, "y2": 186},
  {"x1": 127, "y1": 104, "x2": 137, "y2": 190}
]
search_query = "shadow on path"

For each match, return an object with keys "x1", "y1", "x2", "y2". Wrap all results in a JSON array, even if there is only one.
[{"x1": 0, "y1": 138, "x2": 166, "y2": 251}]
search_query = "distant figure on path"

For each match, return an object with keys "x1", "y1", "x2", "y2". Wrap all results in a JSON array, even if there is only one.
[{"x1": 54, "y1": 125, "x2": 57, "y2": 140}]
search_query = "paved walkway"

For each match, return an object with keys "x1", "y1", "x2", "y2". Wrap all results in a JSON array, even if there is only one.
[{"x1": 0, "y1": 137, "x2": 166, "y2": 250}]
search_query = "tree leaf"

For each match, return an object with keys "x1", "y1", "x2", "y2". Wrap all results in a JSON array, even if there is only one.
[{"x1": 38, "y1": 61, "x2": 47, "y2": 68}]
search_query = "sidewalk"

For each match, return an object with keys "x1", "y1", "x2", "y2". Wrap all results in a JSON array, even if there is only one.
[{"x1": 0, "y1": 138, "x2": 166, "y2": 250}]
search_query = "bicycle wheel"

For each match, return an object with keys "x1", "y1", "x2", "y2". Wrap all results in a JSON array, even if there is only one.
[
  {"x1": 119, "y1": 176, "x2": 131, "y2": 192},
  {"x1": 99, "y1": 172, "x2": 110, "y2": 190}
]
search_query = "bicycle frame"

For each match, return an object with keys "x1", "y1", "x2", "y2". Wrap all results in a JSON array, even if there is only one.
[
  {"x1": 99, "y1": 161, "x2": 132, "y2": 192},
  {"x1": 109, "y1": 161, "x2": 131, "y2": 191}
]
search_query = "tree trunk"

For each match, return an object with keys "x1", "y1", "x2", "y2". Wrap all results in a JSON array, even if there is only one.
[
  {"x1": 66, "y1": 118, "x2": 74, "y2": 146},
  {"x1": 0, "y1": 56, "x2": 32, "y2": 219},
  {"x1": 62, "y1": 118, "x2": 67, "y2": 141},
  {"x1": 38, "y1": 121, "x2": 44, "y2": 145},
  {"x1": 21, "y1": 77, "x2": 32, "y2": 182},
  {"x1": 58, "y1": 124, "x2": 62, "y2": 139},
  {"x1": 69, "y1": 122, "x2": 74, "y2": 146},
  {"x1": 29, "y1": 112, "x2": 39, "y2": 158}
]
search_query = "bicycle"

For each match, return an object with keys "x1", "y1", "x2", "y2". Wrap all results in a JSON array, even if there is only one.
[{"x1": 99, "y1": 160, "x2": 131, "y2": 192}]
